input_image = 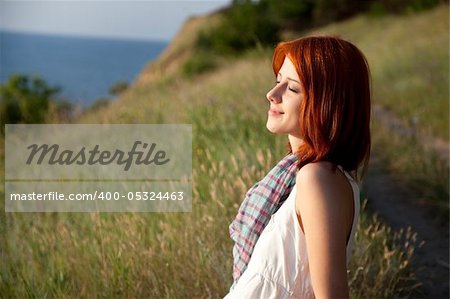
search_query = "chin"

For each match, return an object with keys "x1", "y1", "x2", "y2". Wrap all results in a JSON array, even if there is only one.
[{"x1": 266, "y1": 122, "x2": 280, "y2": 134}]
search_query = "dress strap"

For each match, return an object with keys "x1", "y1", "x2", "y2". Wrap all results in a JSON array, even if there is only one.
[
  {"x1": 336, "y1": 165, "x2": 356, "y2": 183},
  {"x1": 336, "y1": 164, "x2": 360, "y2": 249}
]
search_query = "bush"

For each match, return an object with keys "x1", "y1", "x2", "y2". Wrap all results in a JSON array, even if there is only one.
[
  {"x1": 264, "y1": 0, "x2": 315, "y2": 30},
  {"x1": 0, "y1": 74, "x2": 60, "y2": 132},
  {"x1": 313, "y1": 0, "x2": 368, "y2": 25},
  {"x1": 197, "y1": 1, "x2": 280, "y2": 56},
  {"x1": 109, "y1": 80, "x2": 129, "y2": 96}
]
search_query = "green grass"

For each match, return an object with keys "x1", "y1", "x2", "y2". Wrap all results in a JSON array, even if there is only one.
[{"x1": 2, "y1": 4, "x2": 448, "y2": 298}]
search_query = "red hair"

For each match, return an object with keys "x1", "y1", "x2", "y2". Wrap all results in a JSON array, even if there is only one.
[{"x1": 272, "y1": 36, "x2": 371, "y2": 181}]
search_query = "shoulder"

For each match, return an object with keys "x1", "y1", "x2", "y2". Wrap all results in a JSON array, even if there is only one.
[
  {"x1": 295, "y1": 161, "x2": 342, "y2": 189},
  {"x1": 295, "y1": 161, "x2": 352, "y2": 217}
]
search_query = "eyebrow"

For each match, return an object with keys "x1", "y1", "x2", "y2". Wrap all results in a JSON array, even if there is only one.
[
  {"x1": 277, "y1": 72, "x2": 301, "y2": 84},
  {"x1": 287, "y1": 77, "x2": 301, "y2": 84}
]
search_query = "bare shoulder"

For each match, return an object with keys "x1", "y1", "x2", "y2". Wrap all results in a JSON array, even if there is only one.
[
  {"x1": 295, "y1": 161, "x2": 344, "y2": 188},
  {"x1": 295, "y1": 161, "x2": 354, "y2": 235},
  {"x1": 295, "y1": 161, "x2": 352, "y2": 204}
]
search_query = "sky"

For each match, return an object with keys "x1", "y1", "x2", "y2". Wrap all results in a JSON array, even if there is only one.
[{"x1": 0, "y1": 0, "x2": 231, "y2": 41}]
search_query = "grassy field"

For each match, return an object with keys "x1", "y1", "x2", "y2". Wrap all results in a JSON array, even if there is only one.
[{"x1": 1, "y1": 4, "x2": 448, "y2": 298}]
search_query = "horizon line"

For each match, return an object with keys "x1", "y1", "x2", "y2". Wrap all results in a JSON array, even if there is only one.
[{"x1": 0, "y1": 28, "x2": 171, "y2": 43}]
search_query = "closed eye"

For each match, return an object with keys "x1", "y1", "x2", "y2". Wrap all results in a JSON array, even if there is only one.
[{"x1": 275, "y1": 79, "x2": 299, "y2": 93}]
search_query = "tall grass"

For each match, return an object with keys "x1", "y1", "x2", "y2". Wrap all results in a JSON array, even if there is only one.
[
  {"x1": 1, "y1": 146, "x2": 420, "y2": 298},
  {"x1": 349, "y1": 200, "x2": 421, "y2": 298}
]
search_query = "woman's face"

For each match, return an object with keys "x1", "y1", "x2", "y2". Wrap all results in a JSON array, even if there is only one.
[{"x1": 266, "y1": 56, "x2": 304, "y2": 138}]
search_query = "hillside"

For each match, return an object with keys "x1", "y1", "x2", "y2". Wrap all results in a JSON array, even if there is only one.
[{"x1": 134, "y1": 11, "x2": 224, "y2": 86}]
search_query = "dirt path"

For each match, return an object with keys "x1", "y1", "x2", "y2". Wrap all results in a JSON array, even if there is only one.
[
  {"x1": 363, "y1": 157, "x2": 449, "y2": 298},
  {"x1": 363, "y1": 105, "x2": 449, "y2": 298}
]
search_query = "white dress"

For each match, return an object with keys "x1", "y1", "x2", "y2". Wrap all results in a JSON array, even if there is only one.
[{"x1": 224, "y1": 165, "x2": 360, "y2": 299}]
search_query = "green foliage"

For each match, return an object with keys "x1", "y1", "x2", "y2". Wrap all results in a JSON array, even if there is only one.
[
  {"x1": 0, "y1": 74, "x2": 60, "y2": 131},
  {"x1": 197, "y1": 0, "x2": 280, "y2": 56},
  {"x1": 368, "y1": 2, "x2": 388, "y2": 17},
  {"x1": 109, "y1": 80, "x2": 129, "y2": 96},
  {"x1": 264, "y1": 0, "x2": 315, "y2": 30},
  {"x1": 186, "y1": 0, "x2": 287, "y2": 75},
  {"x1": 313, "y1": 0, "x2": 367, "y2": 24}
]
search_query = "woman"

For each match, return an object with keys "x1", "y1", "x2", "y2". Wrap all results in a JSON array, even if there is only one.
[{"x1": 224, "y1": 36, "x2": 371, "y2": 299}]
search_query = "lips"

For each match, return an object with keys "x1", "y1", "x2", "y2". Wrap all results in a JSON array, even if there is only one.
[{"x1": 268, "y1": 108, "x2": 284, "y2": 116}]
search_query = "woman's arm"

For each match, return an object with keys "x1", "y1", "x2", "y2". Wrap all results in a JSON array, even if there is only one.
[{"x1": 295, "y1": 162, "x2": 353, "y2": 299}]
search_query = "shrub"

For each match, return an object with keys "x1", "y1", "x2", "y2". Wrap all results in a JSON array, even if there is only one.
[
  {"x1": 197, "y1": 1, "x2": 280, "y2": 56},
  {"x1": 265, "y1": 0, "x2": 315, "y2": 30},
  {"x1": 0, "y1": 74, "x2": 60, "y2": 133},
  {"x1": 109, "y1": 80, "x2": 129, "y2": 96}
]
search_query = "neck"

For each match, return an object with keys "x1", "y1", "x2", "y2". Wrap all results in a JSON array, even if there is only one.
[{"x1": 288, "y1": 134, "x2": 303, "y2": 154}]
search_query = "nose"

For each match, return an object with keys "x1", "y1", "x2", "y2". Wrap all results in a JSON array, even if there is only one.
[{"x1": 266, "y1": 85, "x2": 282, "y2": 104}]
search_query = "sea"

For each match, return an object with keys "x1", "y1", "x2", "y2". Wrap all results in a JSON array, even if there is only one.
[{"x1": 0, "y1": 30, "x2": 168, "y2": 106}]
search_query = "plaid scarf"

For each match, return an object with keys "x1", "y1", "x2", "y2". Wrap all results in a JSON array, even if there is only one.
[{"x1": 228, "y1": 153, "x2": 299, "y2": 289}]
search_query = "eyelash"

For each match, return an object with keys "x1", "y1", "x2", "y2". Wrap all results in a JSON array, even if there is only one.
[{"x1": 275, "y1": 81, "x2": 298, "y2": 93}]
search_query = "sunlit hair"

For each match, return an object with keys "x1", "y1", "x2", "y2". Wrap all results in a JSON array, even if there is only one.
[{"x1": 272, "y1": 35, "x2": 371, "y2": 181}]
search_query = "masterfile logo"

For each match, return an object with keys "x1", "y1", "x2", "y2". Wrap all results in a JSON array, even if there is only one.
[
  {"x1": 25, "y1": 141, "x2": 171, "y2": 171},
  {"x1": 5, "y1": 124, "x2": 192, "y2": 212}
]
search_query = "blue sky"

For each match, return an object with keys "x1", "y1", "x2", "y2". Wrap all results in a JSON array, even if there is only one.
[{"x1": 0, "y1": 0, "x2": 231, "y2": 41}]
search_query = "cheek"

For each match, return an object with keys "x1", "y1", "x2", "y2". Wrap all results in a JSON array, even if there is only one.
[
  {"x1": 286, "y1": 101, "x2": 301, "y2": 127},
  {"x1": 286, "y1": 101, "x2": 301, "y2": 118}
]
